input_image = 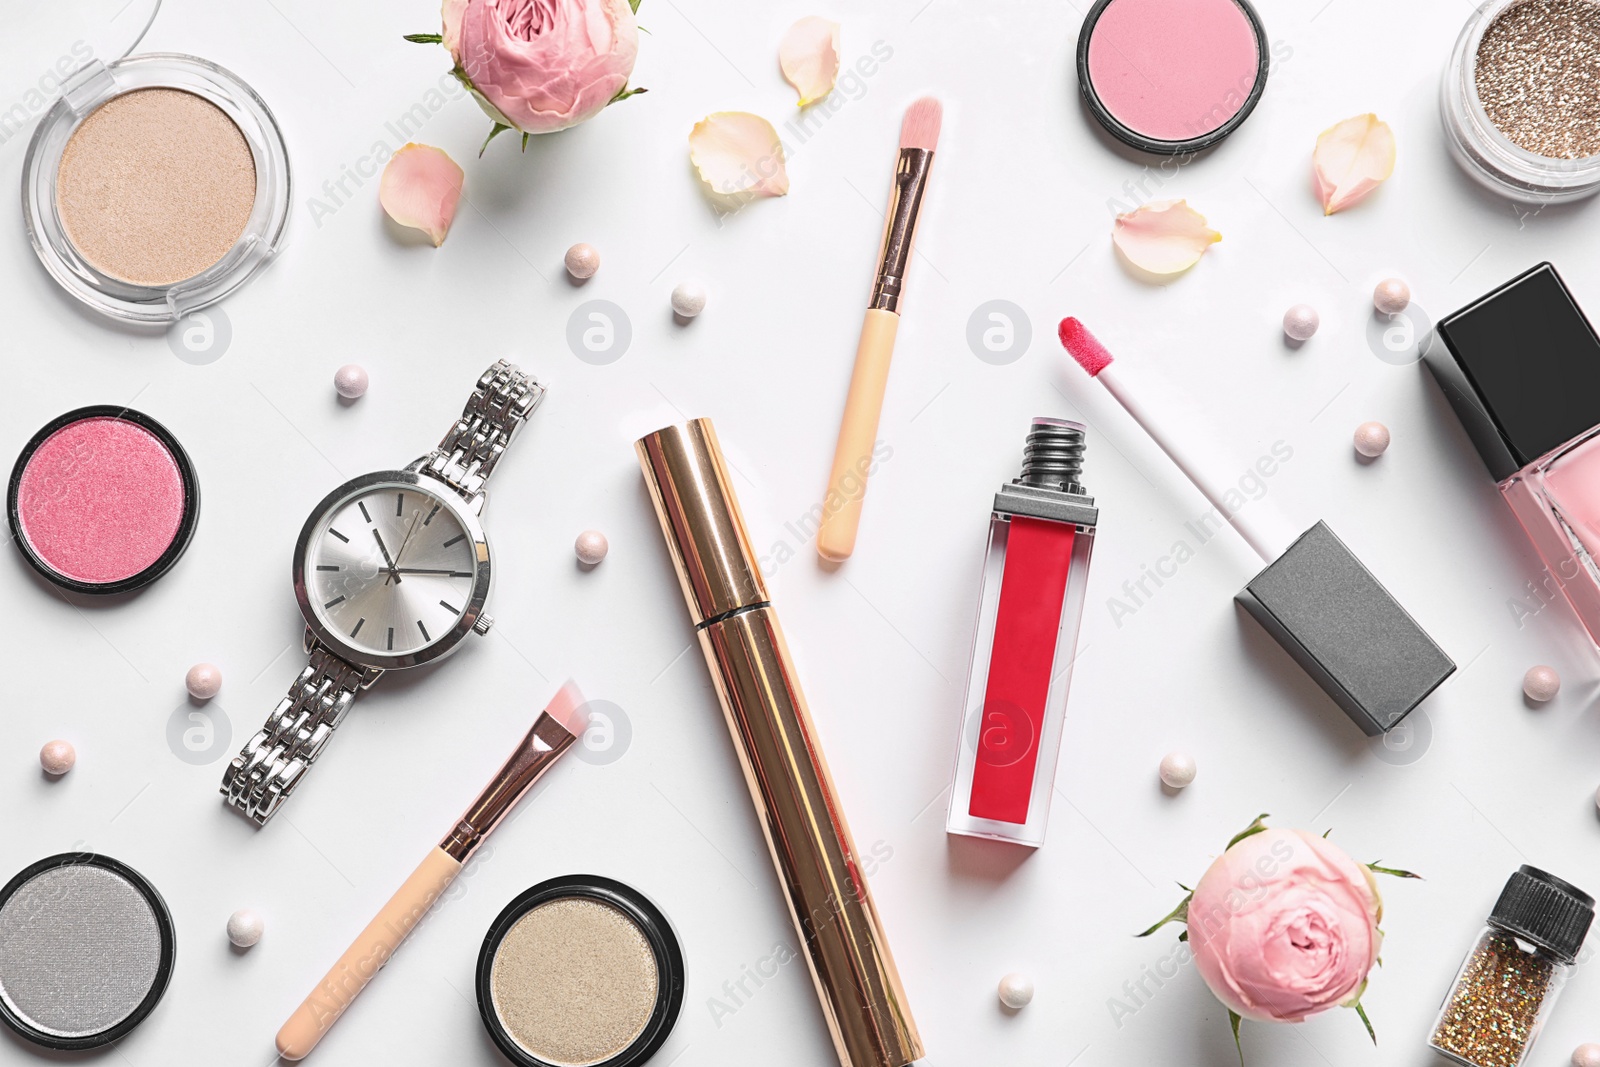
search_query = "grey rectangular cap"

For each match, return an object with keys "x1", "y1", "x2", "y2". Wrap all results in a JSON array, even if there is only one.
[{"x1": 1235, "y1": 521, "x2": 1455, "y2": 735}]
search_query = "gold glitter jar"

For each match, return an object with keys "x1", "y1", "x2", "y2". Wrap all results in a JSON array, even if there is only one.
[
  {"x1": 1442, "y1": 0, "x2": 1600, "y2": 203},
  {"x1": 1428, "y1": 866, "x2": 1593, "y2": 1067}
]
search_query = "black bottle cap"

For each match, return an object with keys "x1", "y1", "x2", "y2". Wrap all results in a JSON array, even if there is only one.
[
  {"x1": 1427, "y1": 262, "x2": 1600, "y2": 482},
  {"x1": 1489, "y1": 865, "x2": 1595, "y2": 963},
  {"x1": 1235, "y1": 521, "x2": 1455, "y2": 736}
]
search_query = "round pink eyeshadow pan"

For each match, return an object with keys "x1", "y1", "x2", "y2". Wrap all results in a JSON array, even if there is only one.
[
  {"x1": 8, "y1": 408, "x2": 198, "y2": 593},
  {"x1": 1080, "y1": 0, "x2": 1267, "y2": 151}
]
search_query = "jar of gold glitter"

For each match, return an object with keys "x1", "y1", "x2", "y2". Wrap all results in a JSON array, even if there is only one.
[
  {"x1": 1429, "y1": 866, "x2": 1594, "y2": 1067},
  {"x1": 1442, "y1": 0, "x2": 1600, "y2": 203}
]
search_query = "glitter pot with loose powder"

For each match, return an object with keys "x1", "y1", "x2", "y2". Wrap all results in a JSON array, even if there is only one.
[
  {"x1": 477, "y1": 877, "x2": 685, "y2": 1067},
  {"x1": 7, "y1": 406, "x2": 199, "y2": 595},
  {"x1": 1443, "y1": 0, "x2": 1600, "y2": 202},
  {"x1": 1076, "y1": 0, "x2": 1270, "y2": 155},
  {"x1": 0, "y1": 853, "x2": 176, "y2": 1051},
  {"x1": 21, "y1": 31, "x2": 290, "y2": 323}
]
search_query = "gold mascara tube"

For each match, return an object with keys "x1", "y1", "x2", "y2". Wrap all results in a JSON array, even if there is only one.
[{"x1": 636, "y1": 419, "x2": 923, "y2": 1067}]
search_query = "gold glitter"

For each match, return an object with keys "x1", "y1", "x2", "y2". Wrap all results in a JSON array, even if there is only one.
[
  {"x1": 1428, "y1": 930, "x2": 1556, "y2": 1067},
  {"x1": 1475, "y1": 0, "x2": 1600, "y2": 159},
  {"x1": 491, "y1": 897, "x2": 659, "y2": 1067}
]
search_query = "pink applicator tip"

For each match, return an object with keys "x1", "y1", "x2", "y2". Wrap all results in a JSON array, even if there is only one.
[
  {"x1": 1058, "y1": 317, "x2": 1115, "y2": 377},
  {"x1": 544, "y1": 680, "x2": 589, "y2": 736}
]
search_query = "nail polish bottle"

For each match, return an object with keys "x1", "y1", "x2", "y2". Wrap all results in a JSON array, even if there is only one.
[
  {"x1": 947, "y1": 419, "x2": 1098, "y2": 848},
  {"x1": 1428, "y1": 263, "x2": 1600, "y2": 644}
]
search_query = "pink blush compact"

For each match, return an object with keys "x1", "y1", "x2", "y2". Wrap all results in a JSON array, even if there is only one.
[
  {"x1": 8, "y1": 408, "x2": 199, "y2": 594},
  {"x1": 1078, "y1": 0, "x2": 1269, "y2": 154}
]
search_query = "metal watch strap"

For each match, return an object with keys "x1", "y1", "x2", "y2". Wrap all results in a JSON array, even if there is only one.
[
  {"x1": 222, "y1": 360, "x2": 543, "y2": 825},
  {"x1": 221, "y1": 644, "x2": 371, "y2": 825},
  {"x1": 418, "y1": 359, "x2": 545, "y2": 499}
]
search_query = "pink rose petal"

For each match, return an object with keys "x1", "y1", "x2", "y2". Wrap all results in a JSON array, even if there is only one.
[
  {"x1": 1112, "y1": 199, "x2": 1221, "y2": 276},
  {"x1": 379, "y1": 143, "x2": 465, "y2": 246},
  {"x1": 1314, "y1": 114, "x2": 1395, "y2": 215},
  {"x1": 689, "y1": 112, "x2": 790, "y2": 201},
  {"x1": 779, "y1": 17, "x2": 840, "y2": 107}
]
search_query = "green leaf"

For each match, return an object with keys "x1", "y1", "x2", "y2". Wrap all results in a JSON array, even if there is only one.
[
  {"x1": 479, "y1": 122, "x2": 512, "y2": 156},
  {"x1": 1323, "y1": 828, "x2": 1333, "y2": 838},
  {"x1": 1226, "y1": 814, "x2": 1272, "y2": 851},
  {"x1": 629, "y1": 0, "x2": 642, "y2": 11},
  {"x1": 450, "y1": 65, "x2": 475, "y2": 93},
  {"x1": 1368, "y1": 862, "x2": 1423, "y2": 880},
  {"x1": 1229, "y1": 1010, "x2": 1244, "y2": 1067},
  {"x1": 403, "y1": 32, "x2": 443, "y2": 43},
  {"x1": 1353, "y1": 1002, "x2": 1376, "y2": 1045},
  {"x1": 1136, "y1": 891, "x2": 1193, "y2": 938},
  {"x1": 609, "y1": 85, "x2": 649, "y2": 106}
]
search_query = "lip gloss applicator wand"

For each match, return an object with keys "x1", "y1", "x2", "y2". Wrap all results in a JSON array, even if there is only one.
[
  {"x1": 1058, "y1": 317, "x2": 1455, "y2": 735},
  {"x1": 274, "y1": 681, "x2": 588, "y2": 1060},
  {"x1": 817, "y1": 96, "x2": 942, "y2": 563}
]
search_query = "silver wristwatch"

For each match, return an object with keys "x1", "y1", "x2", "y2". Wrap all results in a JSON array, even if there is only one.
[{"x1": 222, "y1": 360, "x2": 544, "y2": 825}]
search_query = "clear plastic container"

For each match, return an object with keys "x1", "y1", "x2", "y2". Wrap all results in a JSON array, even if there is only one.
[
  {"x1": 1428, "y1": 866, "x2": 1593, "y2": 1067},
  {"x1": 1441, "y1": 0, "x2": 1600, "y2": 204}
]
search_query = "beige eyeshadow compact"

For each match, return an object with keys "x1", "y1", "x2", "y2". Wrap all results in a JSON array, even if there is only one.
[
  {"x1": 477, "y1": 876, "x2": 685, "y2": 1067},
  {"x1": 13, "y1": 0, "x2": 290, "y2": 324}
]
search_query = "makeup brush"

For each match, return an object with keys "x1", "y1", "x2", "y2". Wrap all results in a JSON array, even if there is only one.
[
  {"x1": 1058, "y1": 317, "x2": 1454, "y2": 736},
  {"x1": 817, "y1": 97, "x2": 943, "y2": 563},
  {"x1": 275, "y1": 681, "x2": 589, "y2": 1060}
]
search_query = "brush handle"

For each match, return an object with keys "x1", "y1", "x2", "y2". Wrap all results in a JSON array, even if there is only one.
[
  {"x1": 276, "y1": 848, "x2": 462, "y2": 1060},
  {"x1": 818, "y1": 309, "x2": 900, "y2": 562}
]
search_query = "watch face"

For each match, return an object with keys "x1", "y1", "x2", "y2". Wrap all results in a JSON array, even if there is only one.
[{"x1": 303, "y1": 482, "x2": 481, "y2": 658}]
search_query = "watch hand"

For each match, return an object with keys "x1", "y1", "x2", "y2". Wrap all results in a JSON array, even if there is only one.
[
  {"x1": 387, "y1": 512, "x2": 423, "y2": 584},
  {"x1": 394, "y1": 568, "x2": 476, "y2": 576},
  {"x1": 373, "y1": 530, "x2": 401, "y2": 583}
]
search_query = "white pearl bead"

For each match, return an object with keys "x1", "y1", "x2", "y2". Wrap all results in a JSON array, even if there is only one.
[
  {"x1": 186, "y1": 663, "x2": 223, "y2": 700},
  {"x1": 1524, "y1": 665, "x2": 1561, "y2": 702},
  {"x1": 40, "y1": 740, "x2": 75, "y2": 776},
  {"x1": 1353, "y1": 421, "x2": 1391, "y2": 458},
  {"x1": 1282, "y1": 305, "x2": 1319, "y2": 341},
  {"x1": 1572, "y1": 1043, "x2": 1600, "y2": 1067},
  {"x1": 564, "y1": 243, "x2": 600, "y2": 280},
  {"x1": 575, "y1": 530, "x2": 609, "y2": 566},
  {"x1": 1374, "y1": 278, "x2": 1411, "y2": 315},
  {"x1": 334, "y1": 364, "x2": 369, "y2": 399},
  {"x1": 227, "y1": 909, "x2": 264, "y2": 948},
  {"x1": 998, "y1": 972, "x2": 1033, "y2": 1009},
  {"x1": 671, "y1": 281, "x2": 707, "y2": 318},
  {"x1": 1159, "y1": 751, "x2": 1197, "y2": 789}
]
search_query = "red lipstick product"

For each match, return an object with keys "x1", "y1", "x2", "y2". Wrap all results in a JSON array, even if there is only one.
[{"x1": 947, "y1": 418, "x2": 1098, "y2": 847}]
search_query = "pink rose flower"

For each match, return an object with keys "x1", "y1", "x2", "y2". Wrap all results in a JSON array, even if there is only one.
[
  {"x1": 1187, "y1": 828, "x2": 1382, "y2": 1023},
  {"x1": 443, "y1": 0, "x2": 639, "y2": 136}
]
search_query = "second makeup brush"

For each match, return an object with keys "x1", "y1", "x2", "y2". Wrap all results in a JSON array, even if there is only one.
[
  {"x1": 1059, "y1": 317, "x2": 1454, "y2": 735},
  {"x1": 274, "y1": 681, "x2": 588, "y2": 1060},
  {"x1": 817, "y1": 96, "x2": 943, "y2": 563}
]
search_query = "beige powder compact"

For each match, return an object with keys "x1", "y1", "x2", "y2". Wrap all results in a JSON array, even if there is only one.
[
  {"x1": 477, "y1": 877, "x2": 685, "y2": 1067},
  {"x1": 18, "y1": 1, "x2": 290, "y2": 324}
]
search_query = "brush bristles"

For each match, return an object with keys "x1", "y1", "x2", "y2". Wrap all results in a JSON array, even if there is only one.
[
  {"x1": 1058, "y1": 317, "x2": 1115, "y2": 377},
  {"x1": 899, "y1": 97, "x2": 942, "y2": 152},
  {"x1": 543, "y1": 679, "x2": 588, "y2": 736}
]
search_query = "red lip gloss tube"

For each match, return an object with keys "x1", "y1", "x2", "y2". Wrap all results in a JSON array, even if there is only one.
[{"x1": 947, "y1": 418, "x2": 1098, "y2": 847}]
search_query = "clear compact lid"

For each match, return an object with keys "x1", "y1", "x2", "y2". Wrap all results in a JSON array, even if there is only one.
[{"x1": 0, "y1": 0, "x2": 162, "y2": 143}]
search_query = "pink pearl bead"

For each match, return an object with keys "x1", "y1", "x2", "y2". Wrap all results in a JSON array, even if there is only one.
[
  {"x1": 186, "y1": 662, "x2": 223, "y2": 700},
  {"x1": 1524, "y1": 665, "x2": 1561, "y2": 702},
  {"x1": 334, "y1": 364, "x2": 369, "y2": 399},
  {"x1": 1159, "y1": 751, "x2": 1196, "y2": 789},
  {"x1": 40, "y1": 740, "x2": 75, "y2": 776},
  {"x1": 564, "y1": 243, "x2": 600, "y2": 279},
  {"x1": 575, "y1": 530, "x2": 609, "y2": 566},
  {"x1": 1282, "y1": 305, "x2": 1319, "y2": 341},
  {"x1": 1374, "y1": 278, "x2": 1410, "y2": 315},
  {"x1": 1572, "y1": 1043, "x2": 1600, "y2": 1067},
  {"x1": 1354, "y1": 421, "x2": 1391, "y2": 458}
]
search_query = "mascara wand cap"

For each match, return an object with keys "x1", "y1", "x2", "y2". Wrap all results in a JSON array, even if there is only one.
[{"x1": 636, "y1": 419, "x2": 768, "y2": 626}]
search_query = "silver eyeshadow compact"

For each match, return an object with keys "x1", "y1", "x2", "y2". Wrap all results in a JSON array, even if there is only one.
[
  {"x1": 477, "y1": 877, "x2": 686, "y2": 1067},
  {"x1": 14, "y1": 0, "x2": 290, "y2": 324},
  {"x1": 0, "y1": 854, "x2": 177, "y2": 1051},
  {"x1": 1443, "y1": 0, "x2": 1600, "y2": 202}
]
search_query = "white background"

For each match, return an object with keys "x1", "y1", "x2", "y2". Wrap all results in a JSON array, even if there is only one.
[{"x1": 2, "y1": 0, "x2": 1598, "y2": 1065}]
